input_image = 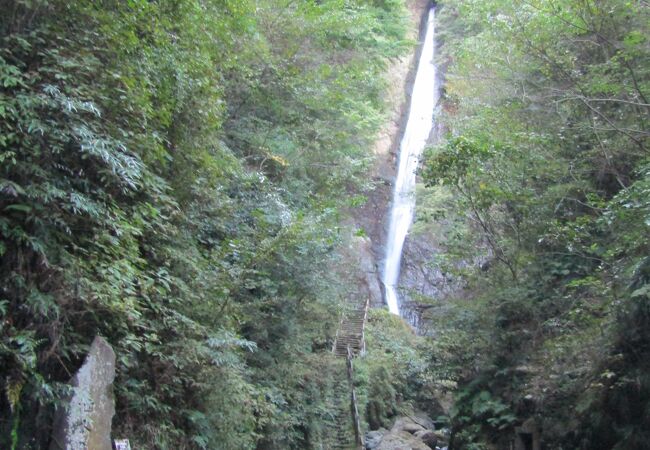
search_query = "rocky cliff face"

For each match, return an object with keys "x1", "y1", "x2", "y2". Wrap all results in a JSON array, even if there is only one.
[
  {"x1": 396, "y1": 110, "x2": 449, "y2": 328},
  {"x1": 349, "y1": 0, "x2": 433, "y2": 311}
]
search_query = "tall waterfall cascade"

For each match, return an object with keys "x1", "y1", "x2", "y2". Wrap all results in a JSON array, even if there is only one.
[{"x1": 382, "y1": 8, "x2": 438, "y2": 315}]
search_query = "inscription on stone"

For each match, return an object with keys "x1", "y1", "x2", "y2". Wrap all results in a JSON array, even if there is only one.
[{"x1": 114, "y1": 439, "x2": 131, "y2": 450}]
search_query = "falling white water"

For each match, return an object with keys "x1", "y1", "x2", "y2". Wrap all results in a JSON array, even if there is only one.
[{"x1": 382, "y1": 8, "x2": 438, "y2": 315}]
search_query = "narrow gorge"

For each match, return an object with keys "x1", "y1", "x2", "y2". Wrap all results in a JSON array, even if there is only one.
[
  {"x1": 1, "y1": 0, "x2": 648, "y2": 449},
  {"x1": 382, "y1": 7, "x2": 438, "y2": 317}
]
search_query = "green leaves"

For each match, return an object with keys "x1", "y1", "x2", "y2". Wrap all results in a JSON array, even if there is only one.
[
  {"x1": 0, "y1": 58, "x2": 25, "y2": 89},
  {"x1": 422, "y1": 1, "x2": 650, "y2": 448},
  {"x1": 0, "y1": 0, "x2": 410, "y2": 447},
  {"x1": 3, "y1": 204, "x2": 31, "y2": 213},
  {"x1": 423, "y1": 136, "x2": 496, "y2": 187},
  {"x1": 449, "y1": 383, "x2": 518, "y2": 448}
]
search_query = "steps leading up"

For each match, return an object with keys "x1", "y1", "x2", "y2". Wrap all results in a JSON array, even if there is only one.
[
  {"x1": 326, "y1": 297, "x2": 370, "y2": 449},
  {"x1": 333, "y1": 299, "x2": 370, "y2": 357},
  {"x1": 320, "y1": 358, "x2": 357, "y2": 450}
]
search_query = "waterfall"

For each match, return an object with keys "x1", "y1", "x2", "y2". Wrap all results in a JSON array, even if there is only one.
[{"x1": 382, "y1": 8, "x2": 438, "y2": 315}]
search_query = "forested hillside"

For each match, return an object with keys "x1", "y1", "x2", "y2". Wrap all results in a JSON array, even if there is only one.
[
  {"x1": 419, "y1": 0, "x2": 649, "y2": 448},
  {"x1": 0, "y1": 0, "x2": 411, "y2": 448},
  {"x1": 2, "y1": 0, "x2": 649, "y2": 449}
]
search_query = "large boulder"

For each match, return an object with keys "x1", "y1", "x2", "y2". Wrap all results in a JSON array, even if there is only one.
[
  {"x1": 366, "y1": 429, "x2": 388, "y2": 449},
  {"x1": 376, "y1": 430, "x2": 432, "y2": 450},
  {"x1": 402, "y1": 420, "x2": 426, "y2": 434},
  {"x1": 414, "y1": 430, "x2": 438, "y2": 449},
  {"x1": 376, "y1": 414, "x2": 437, "y2": 450},
  {"x1": 50, "y1": 336, "x2": 116, "y2": 450},
  {"x1": 412, "y1": 411, "x2": 436, "y2": 431}
]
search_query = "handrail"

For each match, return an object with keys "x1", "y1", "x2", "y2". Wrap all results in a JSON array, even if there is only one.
[
  {"x1": 332, "y1": 307, "x2": 345, "y2": 353},
  {"x1": 360, "y1": 297, "x2": 370, "y2": 356},
  {"x1": 347, "y1": 346, "x2": 364, "y2": 449},
  {"x1": 332, "y1": 298, "x2": 369, "y2": 448}
]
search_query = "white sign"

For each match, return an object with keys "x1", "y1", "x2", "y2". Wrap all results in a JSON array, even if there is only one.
[{"x1": 114, "y1": 439, "x2": 131, "y2": 450}]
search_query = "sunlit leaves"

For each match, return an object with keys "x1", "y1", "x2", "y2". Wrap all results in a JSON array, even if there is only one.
[{"x1": 1, "y1": 0, "x2": 410, "y2": 447}]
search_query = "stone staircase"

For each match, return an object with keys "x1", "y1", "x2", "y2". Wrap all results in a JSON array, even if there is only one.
[
  {"x1": 314, "y1": 357, "x2": 356, "y2": 450},
  {"x1": 329, "y1": 369, "x2": 357, "y2": 450},
  {"x1": 333, "y1": 297, "x2": 370, "y2": 357},
  {"x1": 326, "y1": 297, "x2": 370, "y2": 449}
]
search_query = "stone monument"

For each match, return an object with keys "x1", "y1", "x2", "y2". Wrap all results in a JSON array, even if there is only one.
[{"x1": 50, "y1": 336, "x2": 116, "y2": 450}]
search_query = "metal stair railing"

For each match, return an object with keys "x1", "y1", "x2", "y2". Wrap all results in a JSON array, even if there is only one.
[
  {"x1": 347, "y1": 346, "x2": 363, "y2": 449},
  {"x1": 330, "y1": 297, "x2": 370, "y2": 450}
]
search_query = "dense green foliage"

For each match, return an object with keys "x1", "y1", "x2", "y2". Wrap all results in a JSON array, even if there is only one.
[
  {"x1": 5, "y1": 0, "x2": 648, "y2": 448},
  {"x1": 355, "y1": 309, "x2": 430, "y2": 430},
  {"x1": 0, "y1": 0, "x2": 409, "y2": 448},
  {"x1": 419, "y1": 0, "x2": 649, "y2": 448}
]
